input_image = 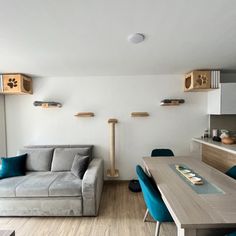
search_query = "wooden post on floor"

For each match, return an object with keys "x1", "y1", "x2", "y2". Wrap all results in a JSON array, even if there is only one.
[{"x1": 107, "y1": 118, "x2": 119, "y2": 177}]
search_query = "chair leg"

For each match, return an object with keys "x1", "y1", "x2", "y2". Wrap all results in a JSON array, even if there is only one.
[
  {"x1": 155, "y1": 221, "x2": 161, "y2": 236},
  {"x1": 143, "y1": 208, "x2": 149, "y2": 222}
]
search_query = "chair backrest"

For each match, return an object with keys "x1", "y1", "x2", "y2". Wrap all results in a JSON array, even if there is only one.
[
  {"x1": 151, "y1": 149, "x2": 174, "y2": 157},
  {"x1": 225, "y1": 231, "x2": 236, "y2": 236},
  {"x1": 225, "y1": 166, "x2": 236, "y2": 180},
  {"x1": 136, "y1": 165, "x2": 173, "y2": 222}
]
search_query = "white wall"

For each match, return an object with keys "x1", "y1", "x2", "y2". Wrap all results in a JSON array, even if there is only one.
[
  {"x1": 5, "y1": 75, "x2": 208, "y2": 179},
  {"x1": 0, "y1": 95, "x2": 6, "y2": 156}
]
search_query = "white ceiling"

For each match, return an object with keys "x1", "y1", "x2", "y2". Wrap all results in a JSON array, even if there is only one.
[{"x1": 0, "y1": 0, "x2": 236, "y2": 77}]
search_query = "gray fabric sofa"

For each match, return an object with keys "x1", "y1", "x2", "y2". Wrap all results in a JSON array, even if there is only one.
[{"x1": 0, "y1": 145, "x2": 104, "y2": 216}]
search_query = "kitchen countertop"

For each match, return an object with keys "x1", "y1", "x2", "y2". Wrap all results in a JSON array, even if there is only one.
[{"x1": 193, "y1": 137, "x2": 236, "y2": 155}]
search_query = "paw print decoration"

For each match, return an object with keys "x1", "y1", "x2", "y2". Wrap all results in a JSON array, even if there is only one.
[{"x1": 7, "y1": 78, "x2": 18, "y2": 89}]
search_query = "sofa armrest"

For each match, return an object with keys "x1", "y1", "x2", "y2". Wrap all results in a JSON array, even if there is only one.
[{"x1": 82, "y1": 157, "x2": 104, "y2": 216}]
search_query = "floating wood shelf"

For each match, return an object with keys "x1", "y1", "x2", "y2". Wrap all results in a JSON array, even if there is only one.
[
  {"x1": 33, "y1": 101, "x2": 62, "y2": 108},
  {"x1": 131, "y1": 112, "x2": 149, "y2": 117},
  {"x1": 160, "y1": 101, "x2": 180, "y2": 106},
  {"x1": 74, "y1": 112, "x2": 95, "y2": 117},
  {"x1": 160, "y1": 99, "x2": 185, "y2": 106},
  {"x1": 108, "y1": 118, "x2": 118, "y2": 123}
]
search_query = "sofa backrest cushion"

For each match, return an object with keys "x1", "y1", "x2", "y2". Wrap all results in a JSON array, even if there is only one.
[
  {"x1": 51, "y1": 147, "x2": 92, "y2": 171},
  {"x1": 18, "y1": 148, "x2": 54, "y2": 171},
  {"x1": 21, "y1": 145, "x2": 93, "y2": 172}
]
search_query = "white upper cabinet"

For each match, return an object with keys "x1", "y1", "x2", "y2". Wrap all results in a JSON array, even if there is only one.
[{"x1": 208, "y1": 83, "x2": 236, "y2": 114}]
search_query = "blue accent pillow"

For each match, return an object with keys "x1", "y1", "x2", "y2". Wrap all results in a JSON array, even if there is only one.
[{"x1": 0, "y1": 154, "x2": 27, "y2": 179}]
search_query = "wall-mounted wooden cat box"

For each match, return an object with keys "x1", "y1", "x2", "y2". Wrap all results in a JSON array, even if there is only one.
[
  {"x1": 0, "y1": 74, "x2": 33, "y2": 94},
  {"x1": 184, "y1": 71, "x2": 211, "y2": 92}
]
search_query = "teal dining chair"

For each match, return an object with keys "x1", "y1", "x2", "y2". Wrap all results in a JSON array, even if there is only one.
[
  {"x1": 136, "y1": 165, "x2": 173, "y2": 236},
  {"x1": 225, "y1": 231, "x2": 236, "y2": 236},
  {"x1": 225, "y1": 166, "x2": 236, "y2": 180},
  {"x1": 151, "y1": 149, "x2": 174, "y2": 157}
]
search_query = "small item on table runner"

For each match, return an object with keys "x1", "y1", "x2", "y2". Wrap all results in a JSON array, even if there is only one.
[{"x1": 175, "y1": 165, "x2": 203, "y2": 185}]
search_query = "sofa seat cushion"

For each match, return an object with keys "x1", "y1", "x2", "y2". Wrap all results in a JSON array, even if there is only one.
[
  {"x1": 0, "y1": 175, "x2": 29, "y2": 197},
  {"x1": 16, "y1": 172, "x2": 59, "y2": 197},
  {"x1": 49, "y1": 172, "x2": 82, "y2": 197},
  {"x1": 0, "y1": 172, "x2": 82, "y2": 198},
  {"x1": 18, "y1": 148, "x2": 54, "y2": 171}
]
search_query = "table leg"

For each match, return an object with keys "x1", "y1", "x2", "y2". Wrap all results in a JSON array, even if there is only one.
[{"x1": 178, "y1": 228, "x2": 197, "y2": 236}]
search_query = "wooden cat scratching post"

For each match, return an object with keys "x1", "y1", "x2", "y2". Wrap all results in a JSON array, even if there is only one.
[{"x1": 107, "y1": 118, "x2": 119, "y2": 177}]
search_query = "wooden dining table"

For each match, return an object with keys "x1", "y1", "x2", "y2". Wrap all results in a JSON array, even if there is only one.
[{"x1": 143, "y1": 157, "x2": 236, "y2": 236}]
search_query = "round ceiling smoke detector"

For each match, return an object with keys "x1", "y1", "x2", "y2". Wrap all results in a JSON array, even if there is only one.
[{"x1": 127, "y1": 33, "x2": 145, "y2": 44}]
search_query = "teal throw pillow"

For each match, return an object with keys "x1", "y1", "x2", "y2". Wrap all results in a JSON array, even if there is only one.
[{"x1": 0, "y1": 154, "x2": 27, "y2": 179}]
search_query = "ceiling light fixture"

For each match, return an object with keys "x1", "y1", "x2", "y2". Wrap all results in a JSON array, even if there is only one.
[{"x1": 127, "y1": 33, "x2": 145, "y2": 44}]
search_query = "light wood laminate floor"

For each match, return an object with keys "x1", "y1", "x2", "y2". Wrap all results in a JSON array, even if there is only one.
[{"x1": 0, "y1": 182, "x2": 176, "y2": 236}]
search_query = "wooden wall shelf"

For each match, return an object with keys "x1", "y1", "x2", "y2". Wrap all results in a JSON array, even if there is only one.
[
  {"x1": 131, "y1": 112, "x2": 149, "y2": 117},
  {"x1": 33, "y1": 101, "x2": 62, "y2": 108},
  {"x1": 160, "y1": 99, "x2": 185, "y2": 106},
  {"x1": 160, "y1": 103, "x2": 179, "y2": 106},
  {"x1": 74, "y1": 112, "x2": 95, "y2": 117},
  {"x1": 108, "y1": 118, "x2": 118, "y2": 123}
]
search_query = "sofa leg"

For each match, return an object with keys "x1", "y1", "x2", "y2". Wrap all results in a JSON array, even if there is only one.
[
  {"x1": 143, "y1": 208, "x2": 149, "y2": 222},
  {"x1": 155, "y1": 221, "x2": 161, "y2": 236}
]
